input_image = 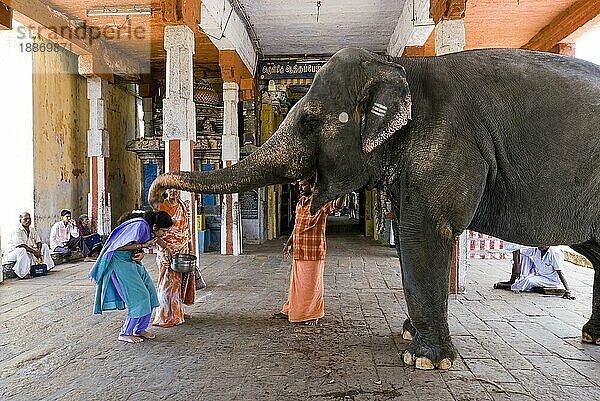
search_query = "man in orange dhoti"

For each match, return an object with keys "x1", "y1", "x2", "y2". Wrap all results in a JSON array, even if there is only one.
[{"x1": 278, "y1": 177, "x2": 345, "y2": 325}]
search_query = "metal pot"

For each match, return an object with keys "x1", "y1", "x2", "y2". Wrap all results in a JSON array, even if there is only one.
[{"x1": 170, "y1": 253, "x2": 197, "y2": 273}]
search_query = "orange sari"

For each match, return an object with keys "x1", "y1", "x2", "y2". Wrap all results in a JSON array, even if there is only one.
[{"x1": 152, "y1": 200, "x2": 195, "y2": 327}]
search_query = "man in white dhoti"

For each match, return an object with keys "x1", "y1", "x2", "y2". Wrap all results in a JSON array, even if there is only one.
[
  {"x1": 496, "y1": 245, "x2": 575, "y2": 299},
  {"x1": 2, "y1": 212, "x2": 55, "y2": 278}
]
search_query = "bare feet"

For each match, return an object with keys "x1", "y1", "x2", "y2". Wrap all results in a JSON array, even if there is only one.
[
  {"x1": 84, "y1": 257, "x2": 96, "y2": 262},
  {"x1": 272, "y1": 312, "x2": 288, "y2": 320},
  {"x1": 134, "y1": 330, "x2": 156, "y2": 339},
  {"x1": 304, "y1": 319, "x2": 319, "y2": 326},
  {"x1": 19, "y1": 274, "x2": 33, "y2": 280},
  {"x1": 118, "y1": 335, "x2": 143, "y2": 343}
]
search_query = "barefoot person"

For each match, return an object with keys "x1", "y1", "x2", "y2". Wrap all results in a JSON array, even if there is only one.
[
  {"x1": 495, "y1": 246, "x2": 575, "y2": 299},
  {"x1": 277, "y1": 176, "x2": 345, "y2": 325},
  {"x1": 50, "y1": 209, "x2": 94, "y2": 262},
  {"x1": 152, "y1": 189, "x2": 195, "y2": 327},
  {"x1": 2, "y1": 212, "x2": 55, "y2": 279},
  {"x1": 89, "y1": 210, "x2": 173, "y2": 343}
]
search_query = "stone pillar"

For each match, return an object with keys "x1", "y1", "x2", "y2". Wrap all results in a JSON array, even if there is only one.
[
  {"x1": 242, "y1": 100, "x2": 257, "y2": 145},
  {"x1": 434, "y1": 19, "x2": 465, "y2": 55},
  {"x1": 432, "y1": 0, "x2": 466, "y2": 293},
  {"x1": 87, "y1": 77, "x2": 111, "y2": 235},
  {"x1": 241, "y1": 77, "x2": 257, "y2": 145},
  {"x1": 163, "y1": 25, "x2": 198, "y2": 255},
  {"x1": 139, "y1": 80, "x2": 155, "y2": 138},
  {"x1": 142, "y1": 98, "x2": 153, "y2": 137},
  {"x1": 221, "y1": 81, "x2": 242, "y2": 255},
  {"x1": 431, "y1": 0, "x2": 466, "y2": 56}
]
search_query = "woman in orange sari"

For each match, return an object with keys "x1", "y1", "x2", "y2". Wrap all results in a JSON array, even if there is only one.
[{"x1": 152, "y1": 189, "x2": 195, "y2": 327}]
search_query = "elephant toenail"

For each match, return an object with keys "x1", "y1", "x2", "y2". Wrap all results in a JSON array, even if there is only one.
[
  {"x1": 415, "y1": 357, "x2": 435, "y2": 370},
  {"x1": 403, "y1": 351, "x2": 415, "y2": 366},
  {"x1": 438, "y1": 358, "x2": 452, "y2": 370},
  {"x1": 402, "y1": 330, "x2": 413, "y2": 340},
  {"x1": 582, "y1": 333, "x2": 593, "y2": 343}
]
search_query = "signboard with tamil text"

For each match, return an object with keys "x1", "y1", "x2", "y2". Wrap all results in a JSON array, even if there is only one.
[
  {"x1": 258, "y1": 60, "x2": 327, "y2": 80},
  {"x1": 240, "y1": 190, "x2": 259, "y2": 220}
]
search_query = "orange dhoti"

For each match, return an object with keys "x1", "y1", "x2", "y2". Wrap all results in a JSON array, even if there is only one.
[{"x1": 280, "y1": 259, "x2": 325, "y2": 322}]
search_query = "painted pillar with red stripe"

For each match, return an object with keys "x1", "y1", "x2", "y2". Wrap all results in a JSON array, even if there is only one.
[
  {"x1": 87, "y1": 77, "x2": 111, "y2": 235},
  {"x1": 221, "y1": 82, "x2": 242, "y2": 255},
  {"x1": 163, "y1": 25, "x2": 198, "y2": 256},
  {"x1": 435, "y1": 9, "x2": 467, "y2": 294}
]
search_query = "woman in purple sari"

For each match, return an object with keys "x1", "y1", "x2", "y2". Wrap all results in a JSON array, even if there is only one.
[{"x1": 89, "y1": 210, "x2": 173, "y2": 343}]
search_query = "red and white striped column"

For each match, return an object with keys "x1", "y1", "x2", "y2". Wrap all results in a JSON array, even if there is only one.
[
  {"x1": 436, "y1": 5, "x2": 467, "y2": 294},
  {"x1": 87, "y1": 77, "x2": 111, "y2": 235},
  {"x1": 221, "y1": 82, "x2": 242, "y2": 255},
  {"x1": 163, "y1": 25, "x2": 198, "y2": 256}
]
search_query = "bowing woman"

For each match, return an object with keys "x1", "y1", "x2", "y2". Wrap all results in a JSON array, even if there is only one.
[{"x1": 89, "y1": 210, "x2": 173, "y2": 343}]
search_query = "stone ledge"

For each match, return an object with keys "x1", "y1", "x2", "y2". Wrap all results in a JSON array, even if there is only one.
[{"x1": 51, "y1": 250, "x2": 84, "y2": 265}]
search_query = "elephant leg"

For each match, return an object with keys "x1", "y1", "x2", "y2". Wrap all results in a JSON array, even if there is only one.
[
  {"x1": 398, "y1": 214, "x2": 457, "y2": 371},
  {"x1": 391, "y1": 137, "x2": 486, "y2": 370},
  {"x1": 571, "y1": 242, "x2": 600, "y2": 344},
  {"x1": 391, "y1": 219, "x2": 416, "y2": 342}
]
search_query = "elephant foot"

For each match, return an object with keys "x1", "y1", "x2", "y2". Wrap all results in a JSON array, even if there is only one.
[
  {"x1": 582, "y1": 320, "x2": 600, "y2": 345},
  {"x1": 402, "y1": 318, "x2": 417, "y2": 340},
  {"x1": 403, "y1": 335, "x2": 456, "y2": 371}
]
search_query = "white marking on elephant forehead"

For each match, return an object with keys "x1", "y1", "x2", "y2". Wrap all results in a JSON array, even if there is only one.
[
  {"x1": 338, "y1": 112, "x2": 349, "y2": 123},
  {"x1": 370, "y1": 103, "x2": 387, "y2": 117}
]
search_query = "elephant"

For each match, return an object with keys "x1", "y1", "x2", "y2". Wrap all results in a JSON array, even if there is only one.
[{"x1": 149, "y1": 47, "x2": 600, "y2": 370}]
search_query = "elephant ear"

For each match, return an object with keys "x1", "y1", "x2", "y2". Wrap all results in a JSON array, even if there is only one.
[{"x1": 359, "y1": 62, "x2": 412, "y2": 153}]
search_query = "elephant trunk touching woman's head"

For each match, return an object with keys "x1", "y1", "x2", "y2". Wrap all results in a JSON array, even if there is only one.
[{"x1": 148, "y1": 48, "x2": 412, "y2": 212}]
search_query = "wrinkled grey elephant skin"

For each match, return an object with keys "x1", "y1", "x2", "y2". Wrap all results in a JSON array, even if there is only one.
[{"x1": 149, "y1": 48, "x2": 600, "y2": 370}]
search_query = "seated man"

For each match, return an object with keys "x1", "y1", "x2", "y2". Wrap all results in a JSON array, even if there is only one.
[
  {"x1": 2, "y1": 212, "x2": 55, "y2": 279},
  {"x1": 77, "y1": 214, "x2": 105, "y2": 257},
  {"x1": 50, "y1": 209, "x2": 94, "y2": 262},
  {"x1": 494, "y1": 246, "x2": 575, "y2": 299}
]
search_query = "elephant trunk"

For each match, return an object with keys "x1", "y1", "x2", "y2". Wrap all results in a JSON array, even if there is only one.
[{"x1": 148, "y1": 131, "x2": 315, "y2": 208}]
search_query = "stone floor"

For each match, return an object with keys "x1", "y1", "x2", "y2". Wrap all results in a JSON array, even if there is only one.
[{"x1": 1, "y1": 228, "x2": 599, "y2": 401}]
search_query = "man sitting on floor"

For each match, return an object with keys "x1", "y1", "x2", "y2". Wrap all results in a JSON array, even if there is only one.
[
  {"x1": 2, "y1": 212, "x2": 55, "y2": 279},
  {"x1": 50, "y1": 209, "x2": 94, "y2": 262},
  {"x1": 494, "y1": 245, "x2": 575, "y2": 299}
]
